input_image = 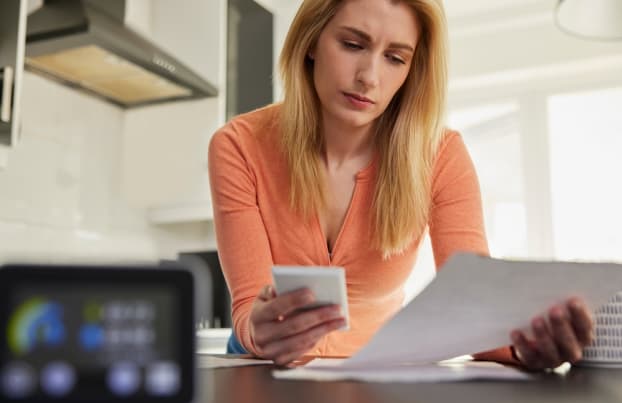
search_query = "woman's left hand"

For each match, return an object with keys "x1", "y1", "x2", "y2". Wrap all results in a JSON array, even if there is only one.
[{"x1": 510, "y1": 297, "x2": 595, "y2": 370}]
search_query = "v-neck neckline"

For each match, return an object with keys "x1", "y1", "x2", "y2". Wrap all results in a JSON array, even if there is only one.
[{"x1": 314, "y1": 151, "x2": 378, "y2": 264}]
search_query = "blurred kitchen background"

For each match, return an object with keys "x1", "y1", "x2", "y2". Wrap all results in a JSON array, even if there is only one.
[{"x1": 1, "y1": 0, "x2": 621, "y2": 352}]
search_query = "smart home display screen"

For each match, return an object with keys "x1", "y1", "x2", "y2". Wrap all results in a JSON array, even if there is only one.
[{"x1": 0, "y1": 266, "x2": 194, "y2": 403}]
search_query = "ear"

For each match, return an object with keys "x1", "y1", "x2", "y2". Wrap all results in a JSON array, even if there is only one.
[{"x1": 307, "y1": 46, "x2": 315, "y2": 60}]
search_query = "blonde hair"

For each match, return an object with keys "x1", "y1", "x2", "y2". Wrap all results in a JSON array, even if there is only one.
[{"x1": 279, "y1": 0, "x2": 448, "y2": 258}]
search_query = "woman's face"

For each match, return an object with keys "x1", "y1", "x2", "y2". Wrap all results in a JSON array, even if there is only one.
[{"x1": 311, "y1": 0, "x2": 420, "y2": 132}]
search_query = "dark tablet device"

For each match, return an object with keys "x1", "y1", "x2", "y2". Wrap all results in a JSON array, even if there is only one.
[{"x1": 0, "y1": 263, "x2": 194, "y2": 403}]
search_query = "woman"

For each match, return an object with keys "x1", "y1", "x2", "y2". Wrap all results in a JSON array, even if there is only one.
[{"x1": 208, "y1": 0, "x2": 594, "y2": 369}]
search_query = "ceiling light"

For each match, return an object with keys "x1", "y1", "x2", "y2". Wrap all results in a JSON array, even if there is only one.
[{"x1": 555, "y1": 0, "x2": 622, "y2": 41}]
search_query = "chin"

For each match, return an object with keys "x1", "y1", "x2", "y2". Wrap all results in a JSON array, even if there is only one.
[
  {"x1": 346, "y1": 118, "x2": 374, "y2": 130},
  {"x1": 336, "y1": 110, "x2": 376, "y2": 130}
]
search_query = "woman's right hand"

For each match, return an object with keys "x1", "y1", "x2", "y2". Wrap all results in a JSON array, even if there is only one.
[{"x1": 248, "y1": 285, "x2": 346, "y2": 366}]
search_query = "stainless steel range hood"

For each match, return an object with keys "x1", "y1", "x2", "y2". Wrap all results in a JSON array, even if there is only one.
[{"x1": 26, "y1": 0, "x2": 218, "y2": 108}]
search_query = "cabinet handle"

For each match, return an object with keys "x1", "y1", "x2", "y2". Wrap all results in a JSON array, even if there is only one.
[{"x1": 1, "y1": 66, "x2": 14, "y2": 123}]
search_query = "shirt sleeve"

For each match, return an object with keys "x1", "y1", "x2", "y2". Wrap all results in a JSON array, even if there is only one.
[
  {"x1": 429, "y1": 131, "x2": 489, "y2": 269},
  {"x1": 472, "y1": 346, "x2": 520, "y2": 365},
  {"x1": 428, "y1": 131, "x2": 520, "y2": 366},
  {"x1": 208, "y1": 127, "x2": 273, "y2": 356}
]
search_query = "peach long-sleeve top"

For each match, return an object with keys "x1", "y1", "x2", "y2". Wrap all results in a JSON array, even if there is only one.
[{"x1": 208, "y1": 104, "x2": 514, "y2": 362}]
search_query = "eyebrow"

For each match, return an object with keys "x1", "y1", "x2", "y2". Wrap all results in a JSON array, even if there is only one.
[{"x1": 338, "y1": 26, "x2": 415, "y2": 53}]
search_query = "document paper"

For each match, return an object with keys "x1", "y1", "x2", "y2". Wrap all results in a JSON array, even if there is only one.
[
  {"x1": 274, "y1": 253, "x2": 622, "y2": 382},
  {"x1": 273, "y1": 359, "x2": 532, "y2": 382}
]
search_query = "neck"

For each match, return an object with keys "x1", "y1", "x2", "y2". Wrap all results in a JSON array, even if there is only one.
[{"x1": 321, "y1": 115, "x2": 375, "y2": 170}]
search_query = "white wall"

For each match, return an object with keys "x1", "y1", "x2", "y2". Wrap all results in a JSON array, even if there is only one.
[{"x1": 0, "y1": 73, "x2": 159, "y2": 264}]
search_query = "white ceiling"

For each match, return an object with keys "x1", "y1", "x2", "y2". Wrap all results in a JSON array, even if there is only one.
[
  {"x1": 443, "y1": 0, "x2": 544, "y2": 18},
  {"x1": 256, "y1": 0, "x2": 556, "y2": 20}
]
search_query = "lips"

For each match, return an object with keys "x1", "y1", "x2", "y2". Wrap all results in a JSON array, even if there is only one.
[{"x1": 344, "y1": 92, "x2": 374, "y2": 104}]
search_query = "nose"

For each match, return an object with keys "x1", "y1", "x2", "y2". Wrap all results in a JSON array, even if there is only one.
[{"x1": 355, "y1": 53, "x2": 380, "y2": 90}]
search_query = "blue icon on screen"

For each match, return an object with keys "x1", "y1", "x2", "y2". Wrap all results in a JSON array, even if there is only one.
[
  {"x1": 7, "y1": 299, "x2": 66, "y2": 355},
  {"x1": 79, "y1": 324, "x2": 105, "y2": 350}
]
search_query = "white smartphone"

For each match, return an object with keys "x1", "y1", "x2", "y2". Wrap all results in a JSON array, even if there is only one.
[{"x1": 272, "y1": 266, "x2": 349, "y2": 330}]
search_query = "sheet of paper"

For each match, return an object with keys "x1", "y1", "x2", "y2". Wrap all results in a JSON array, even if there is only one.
[
  {"x1": 197, "y1": 355, "x2": 273, "y2": 369},
  {"x1": 342, "y1": 253, "x2": 622, "y2": 369},
  {"x1": 273, "y1": 359, "x2": 532, "y2": 382}
]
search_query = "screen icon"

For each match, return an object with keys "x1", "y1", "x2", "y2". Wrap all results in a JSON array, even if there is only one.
[
  {"x1": 8, "y1": 299, "x2": 65, "y2": 356},
  {"x1": 146, "y1": 362, "x2": 180, "y2": 396},
  {"x1": 40, "y1": 362, "x2": 75, "y2": 397},
  {"x1": 107, "y1": 362, "x2": 141, "y2": 396},
  {"x1": 1, "y1": 361, "x2": 36, "y2": 398}
]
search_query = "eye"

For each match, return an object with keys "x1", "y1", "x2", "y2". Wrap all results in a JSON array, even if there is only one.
[
  {"x1": 342, "y1": 41, "x2": 363, "y2": 50},
  {"x1": 386, "y1": 54, "x2": 406, "y2": 65}
]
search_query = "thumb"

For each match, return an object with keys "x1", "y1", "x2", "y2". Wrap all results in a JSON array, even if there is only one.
[{"x1": 259, "y1": 284, "x2": 276, "y2": 301}]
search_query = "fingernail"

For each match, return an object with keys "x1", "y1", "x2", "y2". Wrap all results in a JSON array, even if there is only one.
[
  {"x1": 533, "y1": 319, "x2": 545, "y2": 331},
  {"x1": 260, "y1": 285, "x2": 273, "y2": 300},
  {"x1": 551, "y1": 307, "x2": 565, "y2": 321}
]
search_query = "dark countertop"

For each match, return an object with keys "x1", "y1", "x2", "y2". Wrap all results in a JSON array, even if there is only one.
[{"x1": 195, "y1": 359, "x2": 622, "y2": 403}]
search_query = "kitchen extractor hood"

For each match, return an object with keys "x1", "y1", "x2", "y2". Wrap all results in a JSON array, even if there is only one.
[{"x1": 25, "y1": 0, "x2": 218, "y2": 108}]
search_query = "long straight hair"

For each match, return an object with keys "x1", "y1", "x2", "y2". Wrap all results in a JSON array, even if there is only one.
[{"x1": 279, "y1": 0, "x2": 448, "y2": 258}]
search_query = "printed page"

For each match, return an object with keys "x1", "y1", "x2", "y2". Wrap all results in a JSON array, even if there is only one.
[{"x1": 344, "y1": 253, "x2": 622, "y2": 368}]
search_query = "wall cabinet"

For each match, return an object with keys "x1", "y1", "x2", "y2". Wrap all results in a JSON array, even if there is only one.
[
  {"x1": 0, "y1": 0, "x2": 27, "y2": 167},
  {"x1": 227, "y1": 0, "x2": 273, "y2": 120}
]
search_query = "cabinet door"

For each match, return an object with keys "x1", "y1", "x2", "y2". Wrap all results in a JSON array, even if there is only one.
[
  {"x1": 226, "y1": 0, "x2": 274, "y2": 121},
  {"x1": 123, "y1": 0, "x2": 226, "y2": 221},
  {"x1": 0, "y1": 0, "x2": 27, "y2": 148}
]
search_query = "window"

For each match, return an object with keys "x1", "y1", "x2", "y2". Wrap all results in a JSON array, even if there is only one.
[
  {"x1": 450, "y1": 101, "x2": 527, "y2": 258},
  {"x1": 548, "y1": 86, "x2": 622, "y2": 262}
]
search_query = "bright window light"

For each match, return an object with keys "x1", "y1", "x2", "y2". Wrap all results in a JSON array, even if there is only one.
[{"x1": 548, "y1": 86, "x2": 622, "y2": 262}]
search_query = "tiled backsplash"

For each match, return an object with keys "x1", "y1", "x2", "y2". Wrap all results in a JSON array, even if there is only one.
[{"x1": 0, "y1": 73, "x2": 161, "y2": 263}]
